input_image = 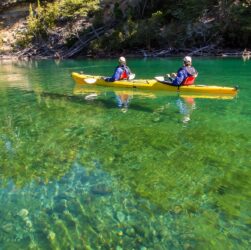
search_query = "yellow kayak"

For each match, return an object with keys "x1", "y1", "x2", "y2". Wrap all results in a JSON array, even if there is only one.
[{"x1": 71, "y1": 72, "x2": 238, "y2": 95}]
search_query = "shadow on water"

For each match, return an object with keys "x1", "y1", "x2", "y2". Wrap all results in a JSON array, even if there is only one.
[{"x1": 16, "y1": 89, "x2": 155, "y2": 113}]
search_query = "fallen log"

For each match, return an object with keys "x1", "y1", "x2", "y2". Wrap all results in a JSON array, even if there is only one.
[
  {"x1": 62, "y1": 26, "x2": 108, "y2": 58},
  {"x1": 188, "y1": 45, "x2": 216, "y2": 56}
]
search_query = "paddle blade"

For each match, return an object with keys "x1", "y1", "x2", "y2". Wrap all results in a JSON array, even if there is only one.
[
  {"x1": 154, "y1": 76, "x2": 165, "y2": 82},
  {"x1": 84, "y1": 78, "x2": 97, "y2": 84},
  {"x1": 129, "y1": 73, "x2": 136, "y2": 80},
  {"x1": 85, "y1": 93, "x2": 98, "y2": 100}
]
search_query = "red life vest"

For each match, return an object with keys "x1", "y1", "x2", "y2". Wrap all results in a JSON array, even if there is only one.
[
  {"x1": 182, "y1": 76, "x2": 195, "y2": 85},
  {"x1": 120, "y1": 69, "x2": 129, "y2": 80}
]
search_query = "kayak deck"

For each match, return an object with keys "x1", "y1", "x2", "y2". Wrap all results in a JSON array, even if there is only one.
[{"x1": 71, "y1": 72, "x2": 238, "y2": 95}]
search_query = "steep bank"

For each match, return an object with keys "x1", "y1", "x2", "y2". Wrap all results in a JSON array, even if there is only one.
[
  {"x1": 0, "y1": 2, "x2": 29, "y2": 55},
  {"x1": 0, "y1": 0, "x2": 250, "y2": 59}
]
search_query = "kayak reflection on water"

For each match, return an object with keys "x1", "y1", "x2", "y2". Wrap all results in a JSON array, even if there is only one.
[
  {"x1": 73, "y1": 85, "x2": 133, "y2": 112},
  {"x1": 73, "y1": 85, "x2": 235, "y2": 121},
  {"x1": 177, "y1": 97, "x2": 196, "y2": 124}
]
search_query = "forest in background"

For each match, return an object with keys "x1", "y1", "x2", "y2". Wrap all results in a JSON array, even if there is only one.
[{"x1": 0, "y1": 0, "x2": 251, "y2": 58}]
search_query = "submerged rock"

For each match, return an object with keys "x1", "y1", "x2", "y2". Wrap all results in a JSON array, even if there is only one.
[
  {"x1": 25, "y1": 219, "x2": 33, "y2": 228},
  {"x1": 90, "y1": 184, "x2": 112, "y2": 195},
  {"x1": 174, "y1": 205, "x2": 182, "y2": 214},
  {"x1": 47, "y1": 231, "x2": 56, "y2": 241},
  {"x1": 116, "y1": 211, "x2": 126, "y2": 222},
  {"x1": 125, "y1": 227, "x2": 135, "y2": 236},
  {"x1": 18, "y1": 208, "x2": 29, "y2": 218},
  {"x1": 2, "y1": 223, "x2": 13, "y2": 233},
  {"x1": 116, "y1": 246, "x2": 123, "y2": 250}
]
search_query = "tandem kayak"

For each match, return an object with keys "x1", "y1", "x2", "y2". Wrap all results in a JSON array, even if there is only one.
[{"x1": 71, "y1": 72, "x2": 238, "y2": 95}]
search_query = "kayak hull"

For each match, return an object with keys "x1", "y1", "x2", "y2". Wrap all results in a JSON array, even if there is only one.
[{"x1": 71, "y1": 72, "x2": 238, "y2": 95}]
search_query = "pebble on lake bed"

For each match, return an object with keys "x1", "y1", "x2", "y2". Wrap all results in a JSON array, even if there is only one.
[
  {"x1": 48, "y1": 231, "x2": 56, "y2": 241},
  {"x1": 18, "y1": 209, "x2": 29, "y2": 218},
  {"x1": 174, "y1": 205, "x2": 182, "y2": 214},
  {"x1": 2, "y1": 223, "x2": 13, "y2": 233},
  {"x1": 116, "y1": 211, "x2": 126, "y2": 222},
  {"x1": 25, "y1": 219, "x2": 33, "y2": 228},
  {"x1": 117, "y1": 230, "x2": 123, "y2": 236}
]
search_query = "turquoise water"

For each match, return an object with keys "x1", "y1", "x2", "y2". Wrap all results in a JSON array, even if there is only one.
[{"x1": 0, "y1": 58, "x2": 251, "y2": 249}]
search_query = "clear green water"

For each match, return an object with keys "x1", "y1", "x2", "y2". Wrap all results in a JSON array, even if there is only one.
[{"x1": 0, "y1": 58, "x2": 251, "y2": 249}]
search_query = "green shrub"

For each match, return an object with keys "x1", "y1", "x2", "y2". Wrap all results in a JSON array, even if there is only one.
[
  {"x1": 27, "y1": 1, "x2": 58, "y2": 37},
  {"x1": 26, "y1": 0, "x2": 100, "y2": 39},
  {"x1": 58, "y1": 0, "x2": 99, "y2": 18},
  {"x1": 124, "y1": 11, "x2": 164, "y2": 49}
]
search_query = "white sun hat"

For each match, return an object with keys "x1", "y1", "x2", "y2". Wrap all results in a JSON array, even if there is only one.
[
  {"x1": 183, "y1": 56, "x2": 192, "y2": 63},
  {"x1": 119, "y1": 56, "x2": 126, "y2": 63}
]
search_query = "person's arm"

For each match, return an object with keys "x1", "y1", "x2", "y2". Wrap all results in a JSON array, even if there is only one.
[
  {"x1": 172, "y1": 70, "x2": 185, "y2": 86},
  {"x1": 105, "y1": 67, "x2": 122, "y2": 82}
]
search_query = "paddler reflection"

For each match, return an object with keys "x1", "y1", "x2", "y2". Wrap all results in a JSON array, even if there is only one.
[
  {"x1": 73, "y1": 85, "x2": 156, "y2": 112},
  {"x1": 73, "y1": 85, "x2": 235, "y2": 118},
  {"x1": 73, "y1": 85, "x2": 132, "y2": 111},
  {"x1": 176, "y1": 96, "x2": 196, "y2": 124},
  {"x1": 115, "y1": 92, "x2": 132, "y2": 112},
  {"x1": 115, "y1": 90, "x2": 156, "y2": 112}
]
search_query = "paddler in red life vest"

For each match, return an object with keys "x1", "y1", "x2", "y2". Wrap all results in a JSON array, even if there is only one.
[
  {"x1": 166, "y1": 56, "x2": 198, "y2": 86},
  {"x1": 105, "y1": 56, "x2": 132, "y2": 82}
]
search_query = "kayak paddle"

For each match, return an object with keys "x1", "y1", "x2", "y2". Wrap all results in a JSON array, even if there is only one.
[
  {"x1": 83, "y1": 73, "x2": 136, "y2": 84},
  {"x1": 84, "y1": 78, "x2": 97, "y2": 84}
]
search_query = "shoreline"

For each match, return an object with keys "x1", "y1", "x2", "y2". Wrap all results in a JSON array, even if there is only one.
[{"x1": 0, "y1": 48, "x2": 248, "y2": 61}]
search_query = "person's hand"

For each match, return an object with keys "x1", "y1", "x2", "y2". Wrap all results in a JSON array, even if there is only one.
[
  {"x1": 101, "y1": 76, "x2": 108, "y2": 81},
  {"x1": 171, "y1": 73, "x2": 177, "y2": 77}
]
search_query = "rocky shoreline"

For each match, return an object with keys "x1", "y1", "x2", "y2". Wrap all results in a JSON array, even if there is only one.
[{"x1": 0, "y1": 47, "x2": 248, "y2": 61}]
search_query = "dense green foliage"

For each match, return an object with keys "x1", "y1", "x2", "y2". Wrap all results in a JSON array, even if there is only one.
[
  {"x1": 26, "y1": 0, "x2": 99, "y2": 36},
  {"x1": 14, "y1": 0, "x2": 251, "y2": 54}
]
